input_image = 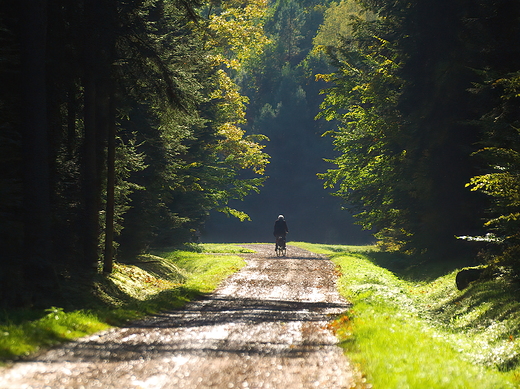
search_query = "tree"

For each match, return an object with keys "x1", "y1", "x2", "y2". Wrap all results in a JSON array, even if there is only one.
[
  {"x1": 316, "y1": 0, "x2": 486, "y2": 256},
  {"x1": 0, "y1": 0, "x2": 271, "y2": 307},
  {"x1": 463, "y1": 0, "x2": 520, "y2": 272},
  {"x1": 316, "y1": 21, "x2": 406, "y2": 249},
  {"x1": 0, "y1": 2, "x2": 25, "y2": 306},
  {"x1": 19, "y1": 0, "x2": 57, "y2": 302},
  {"x1": 117, "y1": 0, "x2": 270, "y2": 255},
  {"x1": 313, "y1": 0, "x2": 374, "y2": 49}
]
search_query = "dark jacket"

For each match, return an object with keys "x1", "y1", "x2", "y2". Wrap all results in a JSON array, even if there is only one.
[{"x1": 273, "y1": 219, "x2": 288, "y2": 237}]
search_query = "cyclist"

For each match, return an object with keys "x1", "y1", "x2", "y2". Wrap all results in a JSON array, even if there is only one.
[{"x1": 273, "y1": 215, "x2": 289, "y2": 250}]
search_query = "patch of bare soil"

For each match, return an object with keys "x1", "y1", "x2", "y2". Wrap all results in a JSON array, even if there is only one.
[{"x1": 0, "y1": 244, "x2": 360, "y2": 389}]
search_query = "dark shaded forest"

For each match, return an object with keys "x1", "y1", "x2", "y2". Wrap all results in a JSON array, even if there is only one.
[
  {"x1": 3, "y1": 0, "x2": 520, "y2": 308},
  {"x1": 0, "y1": 0, "x2": 271, "y2": 307},
  {"x1": 315, "y1": 0, "x2": 520, "y2": 271}
]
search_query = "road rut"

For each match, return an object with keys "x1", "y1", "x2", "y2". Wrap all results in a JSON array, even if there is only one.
[{"x1": 0, "y1": 244, "x2": 357, "y2": 389}]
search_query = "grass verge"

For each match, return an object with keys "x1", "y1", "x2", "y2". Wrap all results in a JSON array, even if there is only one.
[
  {"x1": 292, "y1": 242, "x2": 520, "y2": 389},
  {"x1": 0, "y1": 244, "x2": 250, "y2": 363}
]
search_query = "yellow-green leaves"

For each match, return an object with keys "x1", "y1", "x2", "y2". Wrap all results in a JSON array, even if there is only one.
[
  {"x1": 202, "y1": 1, "x2": 270, "y2": 177},
  {"x1": 467, "y1": 173, "x2": 520, "y2": 202},
  {"x1": 211, "y1": 69, "x2": 269, "y2": 175},
  {"x1": 206, "y1": 0, "x2": 270, "y2": 70},
  {"x1": 313, "y1": 0, "x2": 375, "y2": 52}
]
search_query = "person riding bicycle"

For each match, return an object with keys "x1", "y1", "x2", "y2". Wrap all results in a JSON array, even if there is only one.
[{"x1": 273, "y1": 215, "x2": 288, "y2": 250}]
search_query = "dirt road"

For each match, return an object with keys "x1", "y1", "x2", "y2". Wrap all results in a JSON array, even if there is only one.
[{"x1": 0, "y1": 245, "x2": 357, "y2": 389}]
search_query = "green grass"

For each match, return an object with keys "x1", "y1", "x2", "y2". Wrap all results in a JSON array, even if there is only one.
[
  {"x1": 0, "y1": 307, "x2": 110, "y2": 361},
  {"x1": 291, "y1": 241, "x2": 376, "y2": 254},
  {"x1": 0, "y1": 244, "x2": 248, "y2": 363},
  {"x1": 297, "y1": 242, "x2": 520, "y2": 389},
  {"x1": 152, "y1": 248, "x2": 247, "y2": 293},
  {"x1": 8, "y1": 241, "x2": 520, "y2": 388},
  {"x1": 200, "y1": 243, "x2": 256, "y2": 254}
]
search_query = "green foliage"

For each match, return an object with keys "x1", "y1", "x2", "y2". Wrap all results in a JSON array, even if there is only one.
[
  {"x1": 313, "y1": 0, "x2": 375, "y2": 50},
  {"x1": 0, "y1": 0, "x2": 272, "y2": 303},
  {"x1": 316, "y1": 13, "x2": 408, "y2": 245},
  {"x1": 314, "y1": 0, "x2": 491, "y2": 255},
  {"x1": 0, "y1": 308, "x2": 110, "y2": 361},
  {"x1": 204, "y1": 0, "x2": 271, "y2": 71},
  {"x1": 466, "y1": 70, "x2": 520, "y2": 271},
  {"x1": 155, "y1": 249, "x2": 244, "y2": 292},
  {"x1": 301, "y1": 243, "x2": 520, "y2": 388}
]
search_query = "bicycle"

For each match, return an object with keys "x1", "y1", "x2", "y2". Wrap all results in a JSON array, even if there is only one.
[{"x1": 275, "y1": 235, "x2": 287, "y2": 257}]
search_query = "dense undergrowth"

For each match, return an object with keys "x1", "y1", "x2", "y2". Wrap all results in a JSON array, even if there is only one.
[
  {"x1": 0, "y1": 244, "x2": 250, "y2": 363},
  {"x1": 292, "y1": 242, "x2": 520, "y2": 389}
]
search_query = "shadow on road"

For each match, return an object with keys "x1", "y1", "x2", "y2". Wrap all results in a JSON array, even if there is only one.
[
  {"x1": 132, "y1": 296, "x2": 350, "y2": 328},
  {"x1": 27, "y1": 296, "x2": 350, "y2": 363}
]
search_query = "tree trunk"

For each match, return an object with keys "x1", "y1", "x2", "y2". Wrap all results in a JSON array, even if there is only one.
[
  {"x1": 103, "y1": 93, "x2": 116, "y2": 273},
  {"x1": 82, "y1": 0, "x2": 118, "y2": 273},
  {"x1": 20, "y1": 0, "x2": 56, "y2": 303},
  {"x1": 102, "y1": 0, "x2": 118, "y2": 274},
  {"x1": 67, "y1": 87, "x2": 77, "y2": 158},
  {"x1": 82, "y1": 0, "x2": 102, "y2": 272}
]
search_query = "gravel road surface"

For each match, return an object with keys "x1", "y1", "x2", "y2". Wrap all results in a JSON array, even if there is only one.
[{"x1": 0, "y1": 244, "x2": 357, "y2": 389}]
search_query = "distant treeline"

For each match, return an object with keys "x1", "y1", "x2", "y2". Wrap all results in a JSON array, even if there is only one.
[
  {"x1": 315, "y1": 0, "x2": 520, "y2": 270},
  {"x1": 0, "y1": 0, "x2": 270, "y2": 307}
]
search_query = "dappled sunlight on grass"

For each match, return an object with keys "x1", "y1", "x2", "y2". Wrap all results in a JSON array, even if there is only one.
[
  {"x1": 300, "y1": 242, "x2": 520, "y2": 388},
  {"x1": 425, "y1": 276, "x2": 520, "y2": 371},
  {"x1": 0, "y1": 308, "x2": 110, "y2": 361}
]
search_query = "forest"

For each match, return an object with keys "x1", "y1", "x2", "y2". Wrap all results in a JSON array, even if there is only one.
[
  {"x1": 2, "y1": 0, "x2": 520, "y2": 308},
  {"x1": 315, "y1": 0, "x2": 520, "y2": 264}
]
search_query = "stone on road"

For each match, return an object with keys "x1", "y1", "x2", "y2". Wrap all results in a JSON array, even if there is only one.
[{"x1": 0, "y1": 245, "x2": 356, "y2": 389}]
